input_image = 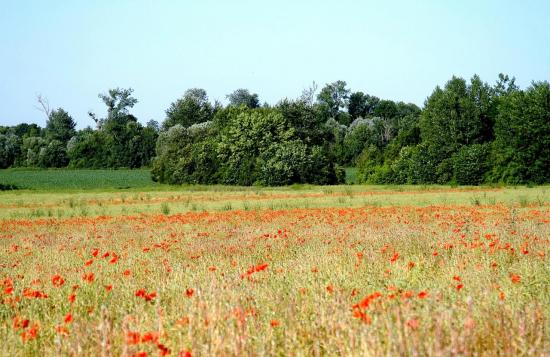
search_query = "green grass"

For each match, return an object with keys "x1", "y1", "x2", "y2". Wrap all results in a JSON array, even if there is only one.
[
  {"x1": 0, "y1": 168, "x2": 158, "y2": 190},
  {"x1": 345, "y1": 167, "x2": 358, "y2": 184}
]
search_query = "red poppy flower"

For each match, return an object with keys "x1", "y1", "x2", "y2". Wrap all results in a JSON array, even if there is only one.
[
  {"x1": 510, "y1": 273, "x2": 521, "y2": 284},
  {"x1": 126, "y1": 331, "x2": 140, "y2": 345},
  {"x1": 52, "y1": 275, "x2": 65, "y2": 287}
]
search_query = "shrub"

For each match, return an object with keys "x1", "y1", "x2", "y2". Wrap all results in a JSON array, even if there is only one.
[{"x1": 451, "y1": 144, "x2": 490, "y2": 185}]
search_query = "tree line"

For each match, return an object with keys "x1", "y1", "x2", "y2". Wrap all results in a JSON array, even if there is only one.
[{"x1": 0, "y1": 74, "x2": 548, "y2": 185}]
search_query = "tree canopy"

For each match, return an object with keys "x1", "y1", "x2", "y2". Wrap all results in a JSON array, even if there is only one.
[{"x1": 2, "y1": 75, "x2": 548, "y2": 186}]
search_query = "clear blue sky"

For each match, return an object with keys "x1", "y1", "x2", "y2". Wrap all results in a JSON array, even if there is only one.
[{"x1": 1, "y1": 0, "x2": 549, "y2": 128}]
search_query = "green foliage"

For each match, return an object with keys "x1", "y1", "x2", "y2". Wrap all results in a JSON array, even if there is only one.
[
  {"x1": 82, "y1": 88, "x2": 157, "y2": 168},
  {"x1": 489, "y1": 81, "x2": 550, "y2": 184},
  {"x1": 0, "y1": 169, "x2": 156, "y2": 190},
  {"x1": 348, "y1": 92, "x2": 379, "y2": 119},
  {"x1": 317, "y1": 81, "x2": 351, "y2": 125},
  {"x1": 340, "y1": 120, "x2": 374, "y2": 165},
  {"x1": 276, "y1": 99, "x2": 328, "y2": 145},
  {"x1": 67, "y1": 129, "x2": 113, "y2": 168},
  {"x1": 0, "y1": 133, "x2": 19, "y2": 169},
  {"x1": 45, "y1": 108, "x2": 76, "y2": 143},
  {"x1": 2, "y1": 74, "x2": 548, "y2": 186},
  {"x1": 163, "y1": 88, "x2": 215, "y2": 129},
  {"x1": 356, "y1": 145, "x2": 384, "y2": 183},
  {"x1": 20, "y1": 136, "x2": 48, "y2": 167},
  {"x1": 420, "y1": 76, "x2": 496, "y2": 157},
  {"x1": 152, "y1": 107, "x2": 342, "y2": 186},
  {"x1": 217, "y1": 108, "x2": 295, "y2": 185},
  {"x1": 388, "y1": 144, "x2": 438, "y2": 184},
  {"x1": 452, "y1": 144, "x2": 490, "y2": 185},
  {"x1": 256, "y1": 140, "x2": 310, "y2": 185},
  {"x1": 38, "y1": 140, "x2": 69, "y2": 168},
  {"x1": 226, "y1": 89, "x2": 260, "y2": 108},
  {"x1": 151, "y1": 123, "x2": 218, "y2": 184}
]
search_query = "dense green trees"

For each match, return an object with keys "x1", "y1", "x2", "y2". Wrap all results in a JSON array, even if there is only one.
[
  {"x1": 0, "y1": 133, "x2": 19, "y2": 169},
  {"x1": 1, "y1": 88, "x2": 157, "y2": 170},
  {"x1": 45, "y1": 109, "x2": 76, "y2": 143},
  {"x1": 490, "y1": 81, "x2": 550, "y2": 184},
  {"x1": 152, "y1": 106, "x2": 343, "y2": 185},
  {"x1": 1, "y1": 75, "x2": 548, "y2": 185},
  {"x1": 355, "y1": 75, "x2": 549, "y2": 185},
  {"x1": 163, "y1": 88, "x2": 216, "y2": 129},
  {"x1": 226, "y1": 89, "x2": 260, "y2": 109},
  {"x1": 74, "y1": 88, "x2": 158, "y2": 168}
]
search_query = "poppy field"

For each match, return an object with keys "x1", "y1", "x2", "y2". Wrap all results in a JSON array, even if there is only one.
[{"x1": 0, "y1": 186, "x2": 548, "y2": 356}]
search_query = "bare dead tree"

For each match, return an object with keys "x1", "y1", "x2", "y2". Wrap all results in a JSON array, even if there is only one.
[{"x1": 35, "y1": 94, "x2": 51, "y2": 119}]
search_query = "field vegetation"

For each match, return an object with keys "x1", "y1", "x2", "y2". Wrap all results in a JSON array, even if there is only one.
[{"x1": 0, "y1": 184, "x2": 548, "y2": 355}]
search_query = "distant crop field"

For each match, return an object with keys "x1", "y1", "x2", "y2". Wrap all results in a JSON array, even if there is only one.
[
  {"x1": 0, "y1": 169, "x2": 158, "y2": 190},
  {"x1": 0, "y1": 184, "x2": 548, "y2": 355}
]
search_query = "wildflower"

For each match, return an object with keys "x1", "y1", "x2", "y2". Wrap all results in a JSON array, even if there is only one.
[
  {"x1": 390, "y1": 252, "x2": 399, "y2": 263},
  {"x1": 56, "y1": 325, "x2": 69, "y2": 336},
  {"x1": 270, "y1": 319, "x2": 280, "y2": 327},
  {"x1": 141, "y1": 331, "x2": 159, "y2": 343},
  {"x1": 23, "y1": 288, "x2": 48, "y2": 299},
  {"x1": 64, "y1": 313, "x2": 73, "y2": 324},
  {"x1": 135, "y1": 288, "x2": 157, "y2": 302},
  {"x1": 21, "y1": 322, "x2": 39, "y2": 343},
  {"x1": 126, "y1": 331, "x2": 140, "y2": 345},
  {"x1": 82, "y1": 272, "x2": 95, "y2": 283},
  {"x1": 456, "y1": 284, "x2": 464, "y2": 291},
  {"x1": 13, "y1": 316, "x2": 29, "y2": 330},
  {"x1": 418, "y1": 291, "x2": 428, "y2": 299},
  {"x1": 352, "y1": 309, "x2": 372, "y2": 324},
  {"x1": 157, "y1": 343, "x2": 170, "y2": 356},
  {"x1": 185, "y1": 288, "x2": 194, "y2": 298},
  {"x1": 354, "y1": 291, "x2": 382, "y2": 309},
  {"x1": 406, "y1": 318, "x2": 420, "y2": 330},
  {"x1": 510, "y1": 273, "x2": 521, "y2": 284},
  {"x1": 52, "y1": 275, "x2": 65, "y2": 287}
]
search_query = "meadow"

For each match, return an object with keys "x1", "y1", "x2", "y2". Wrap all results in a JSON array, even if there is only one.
[
  {"x1": 0, "y1": 173, "x2": 548, "y2": 356},
  {"x1": 0, "y1": 169, "x2": 158, "y2": 191}
]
